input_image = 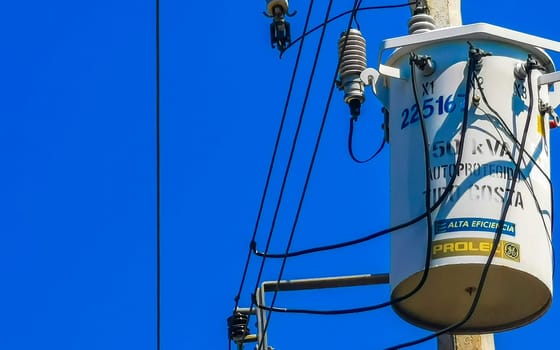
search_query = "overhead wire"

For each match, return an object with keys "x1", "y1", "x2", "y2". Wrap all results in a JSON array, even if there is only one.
[
  {"x1": 155, "y1": 0, "x2": 161, "y2": 348},
  {"x1": 230, "y1": 0, "x2": 317, "y2": 316},
  {"x1": 348, "y1": 117, "x2": 386, "y2": 163},
  {"x1": 226, "y1": 2, "x2": 559, "y2": 349},
  {"x1": 253, "y1": 47, "x2": 477, "y2": 317},
  {"x1": 254, "y1": 48, "x2": 556, "y2": 350},
  {"x1": 385, "y1": 56, "x2": 538, "y2": 350},
  {"x1": 352, "y1": 0, "x2": 364, "y2": 31},
  {"x1": 280, "y1": 1, "x2": 416, "y2": 58},
  {"x1": 252, "y1": 51, "x2": 553, "y2": 263},
  {"x1": 254, "y1": 0, "x2": 340, "y2": 348},
  {"x1": 253, "y1": 75, "x2": 475, "y2": 259},
  {"x1": 236, "y1": 2, "x2": 557, "y2": 346},
  {"x1": 253, "y1": 56, "x2": 475, "y2": 259},
  {"x1": 231, "y1": 2, "x2": 420, "y2": 347},
  {"x1": 255, "y1": 0, "x2": 362, "y2": 345}
]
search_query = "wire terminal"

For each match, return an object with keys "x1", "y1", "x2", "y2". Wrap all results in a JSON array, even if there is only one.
[{"x1": 264, "y1": 0, "x2": 296, "y2": 52}]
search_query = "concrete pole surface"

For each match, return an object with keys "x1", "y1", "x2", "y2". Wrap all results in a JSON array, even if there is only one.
[
  {"x1": 408, "y1": 1, "x2": 494, "y2": 349},
  {"x1": 410, "y1": 0, "x2": 462, "y2": 27},
  {"x1": 438, "y1": 334, "x2": 495, "y2": 350}
]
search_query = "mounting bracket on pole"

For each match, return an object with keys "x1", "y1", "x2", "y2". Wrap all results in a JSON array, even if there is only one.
[{"x1": 234, "y1": 273, "x2": 390, "y2": 350}]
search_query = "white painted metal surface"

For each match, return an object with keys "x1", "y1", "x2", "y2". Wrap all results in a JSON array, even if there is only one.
[{"x1": 385, "y1": 26, "x2": 557, "y2": 332}]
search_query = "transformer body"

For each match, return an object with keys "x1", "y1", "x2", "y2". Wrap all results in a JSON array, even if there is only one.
[{"x1": 385, "y1": 24, "x2": 558, "y2": 332}]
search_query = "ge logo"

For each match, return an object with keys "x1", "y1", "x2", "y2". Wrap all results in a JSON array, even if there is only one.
[{"x1": 504, "y1": 243, "x2": 519, "y2": 260}]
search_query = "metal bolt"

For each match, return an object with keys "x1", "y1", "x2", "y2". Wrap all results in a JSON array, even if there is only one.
[{"x1": 472, "y1": 95, "x2": 481, "y2": 105}]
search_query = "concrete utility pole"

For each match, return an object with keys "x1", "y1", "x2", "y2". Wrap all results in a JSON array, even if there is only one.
[
  {"x1": 408, "y1": 1, "x2": 495, "y2": 349},
  {"x1": 410, "y1": 0, "x2": 462, "y2": 27},
  {"x1": 438, "y1": 334, "x2": 495, "y2": 350}
]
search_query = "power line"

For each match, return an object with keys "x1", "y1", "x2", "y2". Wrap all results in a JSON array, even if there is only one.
[
  {"x1": 252, "y1": 54, "x2": 548, "y2": 260},
  {"x1": 353, "y1": 0, "x2": 364, "y2": 31},
  {"x1": 155, "y1": 0, "x2": 161, "y2": 349},
  {"x1": 252, "y1": 47, "x2": 476, "y2": 317},
  {"x1": 234, "y1": 4, "x2": 556, "y2": 348},
  {"x1": 281, "y1": 1, "x2": 415, "y2": 58},
  {"x1": 252, "y1": 52, "x2": 475, "y2": 258},
  {"x1": 255, "y1": 1, "x2": 341, "y2": 348},
  {"x1": 231, "y1": 0, "x2": 317, "y2": 315}
]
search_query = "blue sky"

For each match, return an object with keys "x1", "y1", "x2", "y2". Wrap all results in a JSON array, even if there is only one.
[{"x1": 2, "y1": 1, "x2": 560, "y2": 349}]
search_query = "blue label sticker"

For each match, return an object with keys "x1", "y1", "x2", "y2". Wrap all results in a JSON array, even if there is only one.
[{"x1": 435, "y1": 217, "x2": 516, "y2": 236}]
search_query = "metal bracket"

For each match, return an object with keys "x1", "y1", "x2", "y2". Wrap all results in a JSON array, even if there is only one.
[
  {"x1": 538, "y1": 71, "x2": 560, "y2": 109},
  {"x1": 249, "y1": 274, "x2": 390, "y2": 349},
  {"x1": 378, "y1": 23, "x2": 560, "y2": 73},
  {"x1": 537, "y1": 71, "x2": 560, "y2": 127},
  {"x1": 360, "y1": 67, "x2": 391, "y2": 107}
]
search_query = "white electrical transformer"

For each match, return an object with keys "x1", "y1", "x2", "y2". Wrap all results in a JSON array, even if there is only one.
[{"x1": 374, "y1": 24, "x2": 560, "y2": 332}]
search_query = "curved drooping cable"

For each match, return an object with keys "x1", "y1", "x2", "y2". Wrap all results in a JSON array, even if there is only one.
[
  {"x1": 254, "y1": 55, "x2": 552, "y2": 265},
  {"x1": 348, "y1": 117, "x2": 386, "y2": 163},
  {"x1": 385, "y1": 62, "x2": 537, "y2": 350},
  {"x1": 253, "y1": 49, "x2": 478, "y2": 316},
  {"x1": 253, "y1": 64, "x2": 476, "y2": 258},
  {"x1": 352, "y1": 0, "x2": 364, "y2": 31}
]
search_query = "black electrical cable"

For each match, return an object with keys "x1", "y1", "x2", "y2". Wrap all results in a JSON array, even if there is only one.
[
  {"x1": 155, "y1": 0, "x2": 160, "y2": 348},
  {"x1": 398, "y1": 52, "x2": 436, "y2": 311},
  {"x1": 254, "y1": 1, "x2": 339, "y2": 349},
  {"x1": 472, "y1": 67, "x2": 554, "y2": 265},
  {"x1": 253, "y1": 49, "x2": 478, "y2": 317},
  {"x1": 475, "y1": 72, "x2": 554, "y2": 219},
  {"x1": 254, "y1": 0, "x2": 378, "y2": 346},
  {"x1": 481, "y1": 105, "x2": 556, "y2": 278},
  {"x1": 254, "y1": 63, "x2": 476, "y2": 259},
  {"x1": 481, "y1": 105, "x2": 552, "y2": 242},
  {"x1": 348, "y1": 117, "x2": 386, "y2": 163},
  {"x1": 229, "y1": 2, "x2": 316, "y2": 349},
  {"x1": 385, "y1": 61, "x2": 537, "y2": 350},
  {"x1": 477, "y1": 107, "x2": 550, "y2": 235},
  {"x1": 475, "y1": 77, "x2": 555, "y2": 275},
  {"x1": 280, "y1": 1, "x2": 416, "y2": 58},
  {"x1": 352, "y1": 0, "x2": 364, "y2": 31},
  {"x1": 475, "y1": 73, "x2": 550, "y2": 181},
  {"x1": 230, "y1": 0, "x2": 317, "y2": 316}
]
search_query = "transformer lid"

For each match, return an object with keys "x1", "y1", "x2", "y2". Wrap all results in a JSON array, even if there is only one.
[{"x1": 378, "y1": 23, "x2": 560, "y2": 73}]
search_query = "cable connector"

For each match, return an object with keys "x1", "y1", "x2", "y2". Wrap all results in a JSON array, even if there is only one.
[
  {"x1": 468, "y1": 43, "x2": 492, "y2": 74},
  {"x1": 264, "y1": 0, "x2": 296, "y2": 53},
  {"x1": 410, "y1": 53, "x2": 435, "y2": 76},
  {"x1": 514, "y1": 55, "x2": 546, "y2": 80}
]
